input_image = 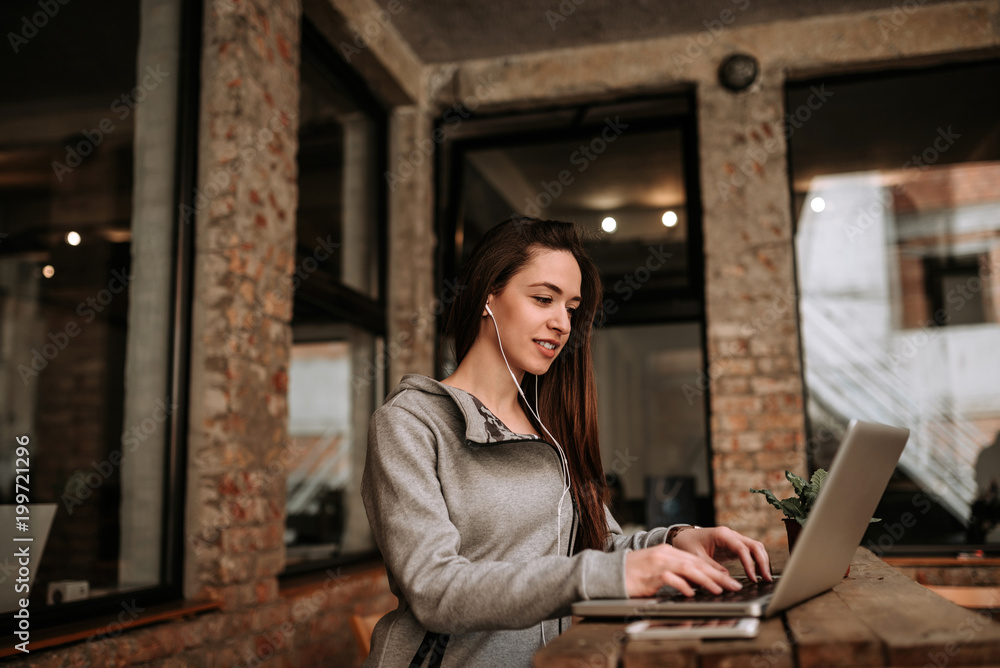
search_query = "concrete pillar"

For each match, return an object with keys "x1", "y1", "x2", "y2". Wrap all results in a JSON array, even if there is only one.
[{"x1": 386, "y1": 107, "x2": 436, "y2": 385}]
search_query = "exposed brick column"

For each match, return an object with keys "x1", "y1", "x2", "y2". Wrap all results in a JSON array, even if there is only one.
[
  {"x1": 185, "y1": 0, "x2": 302, "y2": 606},
  {"x1": 697, "y1": 72, "x2": 807, "y2": 546}
]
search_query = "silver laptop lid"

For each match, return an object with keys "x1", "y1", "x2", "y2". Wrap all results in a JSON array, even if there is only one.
[{"x1": 764, "y1": 419, "x2": 908, "y2": 617}]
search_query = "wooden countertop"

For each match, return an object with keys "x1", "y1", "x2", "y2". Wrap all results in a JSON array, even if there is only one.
[{"x1": 534, "y1": 547, "x2": 1000, "y2": 667}]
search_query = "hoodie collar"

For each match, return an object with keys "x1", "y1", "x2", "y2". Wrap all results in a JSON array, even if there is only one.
[{"x1": 394, "y1": 374, "x2": 541, "y2": 446}]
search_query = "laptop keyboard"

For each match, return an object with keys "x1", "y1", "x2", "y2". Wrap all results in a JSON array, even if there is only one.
[{"x1": 655, "y1": 578, "x2": 779, "y2": 604}]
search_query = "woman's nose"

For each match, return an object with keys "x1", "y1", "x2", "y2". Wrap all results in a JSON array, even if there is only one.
[{"x1": 551, "y1": 309, "x2": 571, "y2": 334}]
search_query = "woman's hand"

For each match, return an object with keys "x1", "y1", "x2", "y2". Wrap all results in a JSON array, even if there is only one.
[
  {"x1": 670, "y1": 526, "x2": 773, "y2": 584},
  {"x1": 624, "y1": 543, "x2": 744, "y2": 597}
]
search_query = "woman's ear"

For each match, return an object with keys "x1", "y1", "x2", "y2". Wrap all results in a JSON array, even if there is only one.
[{"x1": 482, "y1": 294, "x2": 495, "y2": 318}]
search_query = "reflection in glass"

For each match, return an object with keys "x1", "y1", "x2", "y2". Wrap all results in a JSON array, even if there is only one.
[
  {"x1": 595, "y1": 323, "x2": 712, "y2": 530},
  {"x1": 285, "y1": 334, "x2": 378, "y2": 566},
  {"x1": 297, "y1": 54, "x2": 378, "y2": 299},
  {"x1": 788, "y1": 61, "x2": 1000, "y2": 548},
  {"x1": 796, "y1": 164, "x2": 1000, "y2": 545},
  {"x1": 0, "y1": 0, "x2": 179, "y2": 612}
]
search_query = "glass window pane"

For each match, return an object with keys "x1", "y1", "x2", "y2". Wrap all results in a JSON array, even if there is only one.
[
  {"x1": 447, "y1": 99, "x2": 713, "y2": 528},
  {"x1": 458, "y1": 123, "x2": 696, "y2": 325},
  {"x1": 0, "y1": 0, "x2": 180, "y2": 611},
  {"x1": 285, "y1": 330, "x2": 379, "y2": 566},
  {"x1": 595, "y1": 323, "x2": 713, "y2": 529},
  {"x1": 788, "y1": 61, "x2": 1000, "y2": 549},
  {"x1": 285, "y1": 27, "x2": 385, "y2": 571},
  {"x1": 297, "y1": 53, "x2": 378, "y2": 300}
]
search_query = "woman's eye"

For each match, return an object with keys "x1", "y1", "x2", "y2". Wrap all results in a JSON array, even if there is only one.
[
  {"x1": 534, "y1": 296, "x2": 553, "y2": 305},
  {"x1": 567, "y1": 309, "x2": 577, "y2": 318}
]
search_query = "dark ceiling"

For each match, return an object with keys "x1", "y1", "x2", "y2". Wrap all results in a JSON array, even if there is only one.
[
  {"x1": 374, "y1": 0, "x2": 959, "y2": 64},
  {"x1": 0, "y1": 2, "x2": 138, "y2": 106}
]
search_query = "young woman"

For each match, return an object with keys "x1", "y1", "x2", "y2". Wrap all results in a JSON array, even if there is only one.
[{"x1": 361, "y1": 216, "x2": 771, "y2": 667}]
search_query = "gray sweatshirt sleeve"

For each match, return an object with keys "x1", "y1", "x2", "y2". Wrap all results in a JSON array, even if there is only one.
[
  {"x1": 362, "y1": 405, "x2": 629, "y2": 634},
  {"x1": 603, "y1": 508, "x2": 687, "y2": 551}
]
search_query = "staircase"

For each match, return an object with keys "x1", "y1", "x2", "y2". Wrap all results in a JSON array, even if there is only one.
[{"x1": 800, "y1": 298, "x2": 984, "y2": 524}]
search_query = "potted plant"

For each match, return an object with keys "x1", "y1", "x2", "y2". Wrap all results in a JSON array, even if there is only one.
[{"x1": 751, "y1": 469, "x2": 879, "y2": 573}]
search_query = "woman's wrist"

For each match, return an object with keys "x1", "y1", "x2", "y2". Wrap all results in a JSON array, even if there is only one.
[{"x1": 666, "y1": 524, "x2": 702, "y2": 545}]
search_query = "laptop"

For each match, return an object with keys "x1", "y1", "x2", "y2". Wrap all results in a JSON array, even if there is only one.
[{"x1": 573, "y1": 419, "x2": 909, "y2": 619}]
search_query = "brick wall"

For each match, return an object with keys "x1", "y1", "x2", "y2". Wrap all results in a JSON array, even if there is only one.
[
  {"x1": 697, "y1": 78, "x2": 807, "y2": 546},
  {"x1": 183, "y1": 0, "x2": 301, "y2": 612},
  {"x1": 11, "y1": 566, "x2": 393, "y2": 667}
]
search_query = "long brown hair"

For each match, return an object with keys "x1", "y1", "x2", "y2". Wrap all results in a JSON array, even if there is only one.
[{"x1": 444, "y1": 216, "x2": 610, "y2": 552}]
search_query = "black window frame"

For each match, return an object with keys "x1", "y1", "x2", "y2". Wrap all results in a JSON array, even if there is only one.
[
  {"x1": 280, "y1": 16, "x2": 389, "y2": 578},
  {"x1": 433, "y1": 91, "x2": 707, "y2": 360},
  {"x1": 923, "y1": 254, "x2": 989, "y2": 327}
]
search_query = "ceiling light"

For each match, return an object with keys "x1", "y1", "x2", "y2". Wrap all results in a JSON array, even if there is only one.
[
  {"x1": 42, "y1": 265, "x2": 55, "y2": 278},
  {"x1": 66, "y1": 231, "x2": 81, "y2": 246},
  {"x1": 810, "y1": 197, "x2": 826, "y2": 213},
  {"x1": 661, "y1": 211, "x2": 678, "y2": 227},
  {"x1": 601, "y1": 217, "x2": 617, "y2": 233}
]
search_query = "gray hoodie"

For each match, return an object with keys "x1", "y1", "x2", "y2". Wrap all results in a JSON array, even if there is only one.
[{"x1": 361, "y1": 374, "x2": 675, "y2": 668}]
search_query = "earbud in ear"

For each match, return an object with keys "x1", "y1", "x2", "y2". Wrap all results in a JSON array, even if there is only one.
[{"x1": 485, "y1": 303, "x2": 494, "y2": 316}]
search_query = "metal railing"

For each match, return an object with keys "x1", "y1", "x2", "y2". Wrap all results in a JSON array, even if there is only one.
[{"x1": 800, "y1": 298, "x2": 982, "y2": 524}]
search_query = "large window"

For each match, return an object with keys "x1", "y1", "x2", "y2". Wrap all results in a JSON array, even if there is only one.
[
  {"x1": 788, "y1": 60, "x2": 1000, "y2": 551},
  {"x1": 0, "y1": 0, "x2": 193, "y2": 626},
  {"x1": 437, "y1": 95, "x2": 717, "y2": 529},
  {"x1": 283, "y1": 20, "x2": 386, "y2": 572}
]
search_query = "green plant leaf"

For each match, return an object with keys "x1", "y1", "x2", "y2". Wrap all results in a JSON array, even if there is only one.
[
  {"x1": 780, "y1": 497, "x2": 806, "y2": 521},
  {"x1": 785, "y1": 470, "x2": 808, "y2": 497},
  {"x1": 802, "y1": 484, "x2": 819, "y2": 508},
  {"x1": 750, "y1": 488, "x2": 785, "y2": 513},
  {"x1": 752, "y1": 468, "x2": 875, "y2": 524},
  {"x1": 800, "y1": 468, "x2": 828, "y2": 513}
]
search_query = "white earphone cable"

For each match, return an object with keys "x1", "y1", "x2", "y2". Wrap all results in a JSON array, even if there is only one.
[
  {"x1": 485, "y1": 303, "x2": 573, "y2": 649},
  {"x1": 484, "y1": 304, "x2": 572, "y2": 547}
]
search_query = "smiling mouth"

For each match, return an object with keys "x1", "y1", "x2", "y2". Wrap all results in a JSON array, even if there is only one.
[{"x1": 535, "y1": 340, "x2": 557, "y2": 350}]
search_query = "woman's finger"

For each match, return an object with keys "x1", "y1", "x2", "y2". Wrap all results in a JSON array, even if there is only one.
[
  {"x1": 732, "y1": 536, "x2": 774, "y2": 583},
  {"x1": 665, "y1": 561, "x2": 735, "y2": 596},
  {"x1": 660, "y1": 571, "x2": 697, "y2": 597},
  {"x1": 750, "y1": 541, "x2": 773, "y2": 581},
  {"x1": 676, "y1": 540, "x2": 732, "y2": 575}
]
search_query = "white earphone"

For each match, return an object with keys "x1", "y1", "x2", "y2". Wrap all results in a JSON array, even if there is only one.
[
  {"x1": 483, "y1": 301, "x2": 572, "y2": 546},
  {"x1": 485, "y1": 304, "x2": 572, "y2": 647},
  {"x1": 484, "y1": 300, "x2": 571, "y2": 647}
]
